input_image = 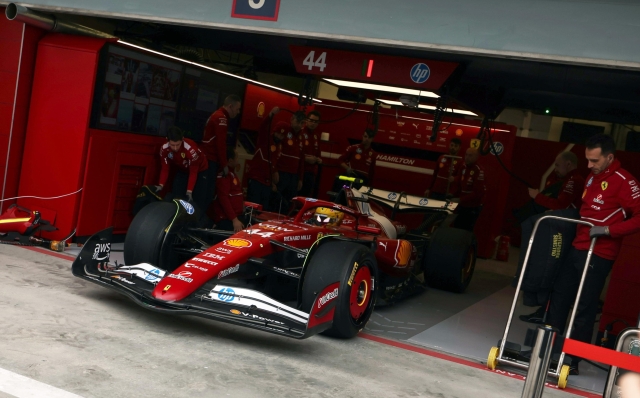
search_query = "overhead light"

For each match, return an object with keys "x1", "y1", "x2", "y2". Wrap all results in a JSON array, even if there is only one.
[
  {"x1": 117, "y1": 40, "x2": 321, "y2": 103},
  {"x1": 323, "y1": 78, "x2": 439, "y2": 98},
  {"x1": 316, "y1": 103, "x2": 507, "y2": 132},
  {"x1": 378, "y1": 99, "x2": 478, "y2": 116}
]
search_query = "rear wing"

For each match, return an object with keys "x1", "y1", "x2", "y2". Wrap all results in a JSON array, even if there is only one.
[{"x1": 358, "y1": 186, "x2": 457, "y2": 214}]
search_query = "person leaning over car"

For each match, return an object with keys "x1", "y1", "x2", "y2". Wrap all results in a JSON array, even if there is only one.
[
  {"x1": 212, "y1": 147, "x2": 246, "y2": 233},
  {"x1": 528, "y1": 151, "x2": 585, "y2": 210},
  {"x1": 452, "y1": 147, "x2": 486, "y2": 232},
  {"x1": 201, "y1": 94, "x2": 242, "y2": 206},
  {"x1": 156, "y1": 126, "x2": 209, "y2": 210},
  {"x1": 545, "y1": 133, "x2": 640, "y2": 375},
  {"x1": 246, "y1": 106, "x2": 281, "y2": 211}
]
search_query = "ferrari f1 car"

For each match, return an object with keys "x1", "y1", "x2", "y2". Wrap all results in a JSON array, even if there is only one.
[
  {"x1": 0, "y1": 204, "x2": 72, "y2": 251},
  {"x1": 72, "y1": 184, "x2": 476, "y2": 339}
]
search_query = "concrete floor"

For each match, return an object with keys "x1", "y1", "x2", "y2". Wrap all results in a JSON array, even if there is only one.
[{"x1": 0, "y1": 244, "x2": 586, "y2": 398}]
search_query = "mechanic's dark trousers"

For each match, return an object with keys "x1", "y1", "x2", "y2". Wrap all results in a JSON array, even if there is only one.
[
  {"x1": 204, "y1": 160, "x2": 219, "y2": 209},
  {"x1": 454, "y1": 205, "x2": 482, "y2": 232},
  {"x1": 216, "y1": 214, "x2": 249, "y2": 232},
  {"x1": 429, "y1": 192, "x2": 447, "y2": 201},
  {"x1": 299, "y1": 171, "x2": 317, "y2": 198},
  {"x1": 276, "y1": 171, "x2": 299, "y2": 212},
  {"x1": 546, "y1": 248, "x2": 614, "y2": 363},
  {"x1": 247, "y1": 179, "x2": 272, "y2": 211},
  {"x1": 172, "y1": 170, "x2": 209, "y2": 212}
]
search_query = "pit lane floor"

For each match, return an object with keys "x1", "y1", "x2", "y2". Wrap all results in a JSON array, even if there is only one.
[{"x1": 0, "y1": 244, "x2": 590, "y2": 398}]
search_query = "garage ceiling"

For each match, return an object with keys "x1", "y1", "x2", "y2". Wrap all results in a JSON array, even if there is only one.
[{"x1": 108, "y1": 21, "x2": 640, "y2": 126}]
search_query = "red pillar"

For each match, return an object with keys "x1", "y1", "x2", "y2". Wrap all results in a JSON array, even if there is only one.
[{"x1": 0, "y1": 10, "x2": 45, "y2": 212}]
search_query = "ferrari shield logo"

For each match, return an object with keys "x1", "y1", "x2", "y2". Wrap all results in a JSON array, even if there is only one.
[
  {"x1": 470, "y1": 139, "x2": 480, "y2": 149},
  {"x1": 601, "y1": 181, "x2": 608, "y2": 191}
]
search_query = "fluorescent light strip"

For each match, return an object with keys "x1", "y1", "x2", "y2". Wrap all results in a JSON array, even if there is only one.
[
  {"x1": 323, "y1": 78, "x2": 439, "y2": 98},
  {"x1": 315, "y1": 103, "x2": 508, "y2": 132},
  {"x1": 378, "y1": 99, "x2": 478, "y2": 116},
  {"x1": 117, "y1": 40, "x2": 321, "y2": 103}
]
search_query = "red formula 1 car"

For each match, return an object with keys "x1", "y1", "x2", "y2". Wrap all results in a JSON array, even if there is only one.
[
  {"x1": 0, "y1": 204, "x2": 71, "y2": 251},
  {"x1": 72, "y1": 185, "x2": 476, "y2": 339}
]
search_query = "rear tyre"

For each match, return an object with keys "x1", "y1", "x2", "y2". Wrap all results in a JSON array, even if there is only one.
[
  {"x1": 424, "y1": 227, "x2": 476, "y2": 293},
  {"x1": 301, "y1": 241, "x2": 377, "y2": 339},
  {"x1": 124, "y1": 201, "x2": 177, "y2": 269}
]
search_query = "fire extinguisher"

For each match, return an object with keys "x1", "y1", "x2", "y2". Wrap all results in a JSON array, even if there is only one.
[{"x1": 496, "y1": 235, "x2": 510, "y2": 262}]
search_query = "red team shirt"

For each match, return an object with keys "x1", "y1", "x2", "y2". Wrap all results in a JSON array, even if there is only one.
[
  {"x1": 212, "y1": 171, "x2": 244, "y2": 222},
  {"x1": 158, "y1": 138, "x2": 208, "y2": 192},
  {"x1": 456, "y1": 163, "x2": 486, "y2": 208},
  {"x1": 247, "y1": 116, "x2": 280, "y2": 186},
  {"x1": 338, "y1": 144, "x2": 377, "y2": 182},
  {"x1": 534, "y1": 169, "x2": 585, "y2": 210},
  {"x1": 202, "y1": 107, "x2": 230, "y2": 168},
  {"x1": 273, "y1": 122, "x2": 304, "y2": 179},
  {"x1": 429, "y1": 154, "x2": 463, "y2": 195},
  {"x1": 574, "y1": 159, "x2": 640, "y2": 260},
  {"x1": 302, "y1": 129, "x2": 321, "y2": 174}
]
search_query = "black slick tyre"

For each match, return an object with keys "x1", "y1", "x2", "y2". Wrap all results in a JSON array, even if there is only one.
[
  {"x1": 124, "y1": 201, "x2": 177, "y2": 269},
  {"x1": 301, "y1": 241, "x2": 377, "y2": 339},
  {"x1": 424, "y1": 227, "x2": 476, "y2": 293}
]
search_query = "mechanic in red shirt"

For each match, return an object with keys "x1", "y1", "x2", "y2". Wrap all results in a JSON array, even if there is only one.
[
  {"x1": 339, "y1": 129, "x2": 377, "y2": 186},
  {"x1": 213, "y1": 147, "x2": 246, "y2": 232},
  {"x1": 452, "y1": 147, "x2": 486, "y2": 232},
  {"x1": 546, "y1": 134, "x2": 640, "y2": 375},
  {"x1": 201, "y1": 95, "x2": 242, "y2": 206},
  {"x1": 156, "y1": 126, "x2": 209, "y2": 210},
  {"x1": 273, "y1": 111, "x2": 306, "y2": 210},
  {"x1": 246, "y1": 107, "x2": 280, "y2": 211},
  {"x1": 300, "y1": 110, "x2": 323, "y2": 197},
  {"x1": 528, "y1": 151, "x2": 585, "y2": 210},
  {"x1": 424, "y1": 137, "x2": 462, "y2": 200}
]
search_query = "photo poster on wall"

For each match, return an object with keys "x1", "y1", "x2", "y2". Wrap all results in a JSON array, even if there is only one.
[
  {"x1": 94, "y1": 44, "x2": 183, "y2": 136},
  {"x1": 175, "y1": 67, "x2": 246, "y2": 143}
]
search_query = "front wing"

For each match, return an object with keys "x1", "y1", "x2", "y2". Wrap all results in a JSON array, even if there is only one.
[{"x1": 71, "y1": 228, "x2": 338, "y2": 339}]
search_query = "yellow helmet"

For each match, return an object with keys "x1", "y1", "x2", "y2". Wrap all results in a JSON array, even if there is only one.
[{"x1": 313, "y1": 207, "x2": 344, "y2": 227}]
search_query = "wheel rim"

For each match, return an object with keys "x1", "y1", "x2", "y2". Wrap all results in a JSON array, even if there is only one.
[
  {"x1": 350, "y1": 265, "x2": 372, "y2": 320},
  {"x1": 461, "y1": 246, "x2": 475, "y2": 282}
]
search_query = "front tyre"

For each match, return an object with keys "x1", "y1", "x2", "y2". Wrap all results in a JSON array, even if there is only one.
[{"x1": 301, "y1": 241, "x2": 377, "y2": 339}]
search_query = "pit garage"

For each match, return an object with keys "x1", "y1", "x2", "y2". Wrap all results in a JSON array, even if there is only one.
[{"x1": 1, "y1": 1, "x2": 640, "y2": 397}]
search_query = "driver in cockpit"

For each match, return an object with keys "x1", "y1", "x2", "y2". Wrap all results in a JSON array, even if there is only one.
[{"x1": 307, "y1": 207, "x2": 344, "y2": 228}]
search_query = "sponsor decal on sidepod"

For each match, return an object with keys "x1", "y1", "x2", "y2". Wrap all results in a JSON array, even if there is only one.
[{"x1": 218, "y1": 264, "x2": 240, "y2": 279}]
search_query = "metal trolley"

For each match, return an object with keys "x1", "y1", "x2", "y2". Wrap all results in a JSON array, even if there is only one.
[
  {"x1": 486, "y1": 215, "x2": 596, "y2": 389},
  {"x1": 602, "y1": 314, "x2": 640, "y2": 398}
]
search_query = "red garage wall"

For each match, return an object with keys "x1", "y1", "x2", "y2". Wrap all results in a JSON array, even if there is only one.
[{"x1": 0, "y1": 13, "x2": 45, "y2": 212}]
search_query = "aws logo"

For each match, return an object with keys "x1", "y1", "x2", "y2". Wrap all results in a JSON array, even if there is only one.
[{"x1": 231, "y1": 0, "x2": 280, "y2": 21}]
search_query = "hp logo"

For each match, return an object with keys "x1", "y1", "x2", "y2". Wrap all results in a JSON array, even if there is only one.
[
  {"x1": 410, "y1": 63, "x2": 430, "y2": 84},
  {"x1": 419, "y1": 198, "x2": 429, "y2": 206},
  {"x1": 145, "y1": 269, "x2": 161, "y2": 281},
  {"x1": 218, "y1": 287, "x2": 236, "y2": 302},
  {"x1": 388, "y1": 192, "x2": 398, "y2": 200},
  {"x1": 490, "y1": 142, "x2": 505, "y2": 156}
]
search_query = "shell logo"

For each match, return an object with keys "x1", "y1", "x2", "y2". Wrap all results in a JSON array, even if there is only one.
[
  {"x1": 257, "y1": 102, "x2": 265, "y2": 117},
  {"x1": 224, "y1": 238, "x2": 252, "y2": 248},
  {"x1": 455, "y1": 129, "x2": 463, "y2": 137},
  {"x1": 230, "y1": 309, "x2": 241, "y2": 315},
  {"x1": 395, "y1": 240, "x2": 412, "y2": 267}
]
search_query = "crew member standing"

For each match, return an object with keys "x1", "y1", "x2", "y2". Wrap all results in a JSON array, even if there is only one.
[
  {"x1": 425, "y1": 138, "x2": 462, "y2": 200},
  {"x1": 528, "y1": 151, "x2": 584, "y2": 210},
  {"x1": 300, "y1": 111, "x2": 322, "y2": 197},
  {"x1": 453, "y1": 147, "x2": 486, "y2": 232},
  {"x1": 545, "y1": 134, "x2": 640, "y2": 375},
  {"x1": 213, "y1": 148, "x2": 246, "y2": 233},
  {"x1": 157, "y1": 126, "x2": 209, "y2": 210},
  {"x1": 246, "y1": 107, "x2": 280, "y2": 210},
  {"x1": 274, "y1": 111, "x2": 306, "y2": 209},
  {"x1": 201, "y1": 94, "x2": 242, "y2": 207},
  {"x1": 339, "y1": 129, "x2": 377, "y2": 186}
]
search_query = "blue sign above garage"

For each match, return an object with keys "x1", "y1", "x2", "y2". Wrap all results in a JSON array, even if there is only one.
[{"x1": 231, "y1": 0, "x2": 280, "y2": 21}]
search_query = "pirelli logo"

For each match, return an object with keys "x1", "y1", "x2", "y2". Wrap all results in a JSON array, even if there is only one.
[{"x1": 551, "y1": 233, "x2": 563, "y2": 259}]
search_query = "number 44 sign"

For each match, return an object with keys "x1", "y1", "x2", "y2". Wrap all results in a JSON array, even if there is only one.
[
  {"x1": 231, "y1": 0, "x2": 281, "y2": 21},
  {"x1": 303, "y1": 51, "x2": 327, "y2": 72}
]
